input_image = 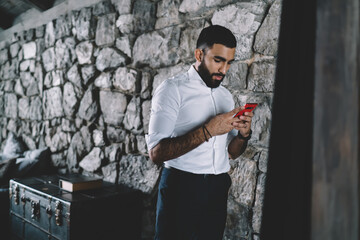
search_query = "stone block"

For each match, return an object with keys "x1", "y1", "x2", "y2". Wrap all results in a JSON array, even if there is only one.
[
  {"x1": 74, "y1": 8, "x2": 95, "y2": 41},
  {"x1": 2, "y1": 59, "x2": 19, "y2": 80},
  {"x1": 229, "y1": 159, "x2": 257, "y2": 206},
  {"x1": 81, "y1": 65, "x2": 96, "y2": 85},
  {"x1": 41, "y1": 47, "x2": 56, "y2": 72},
  {"x1": 61, "y1": 118, "x2": 76, "y2": 132},
  {"x1": 93, "y1": 129, "x2": 105, "y2": 147},
  {"x1": 95, "y1": 13, "x2": 116, "y2": 46},
  {"x1": 254, "y1": 173, "x2": 266, "y2": 208},
  {"x1": 79, "y1": 147, "x2": 104, "y2": 172},
  {"x1": 132, "y1": 0, "x2": 156, "y2": 33},
  {"x1": 96, "y1": 47, "x2": 126, "y2": 71},
  {"x1": 102, "y1": 162, "x2": 118, "y2": 183},
  {"x1": 43, "y1": 87, "x2": 64, "y2": 119},
  {"x1": 75, "y1": 41, "x2": 93, "y2": 65},
  {"x1": 141, "y1": 100, "x2": 151, "y2": 134},
  {"x1": 20, "y1": 72, "x2": 33, "y2": 88},
  {"x1": 67, "y1": 63, "x2": 83, "y2": 88},
  {"x1": 222, "y1": 62, "x2": 248, "y2": 90},
  {"x1": 0, "y1": 49, "x2": 8, "y2": 65},
  {"x1": 254, "y1": 0, "x2": 282, "y2": 56},
  {"x1": 18, "y1": 98, "x2": 30, "y2": 119},
  {"x1": 63, "y1": 82, "x2": 79, "y2": 117},
  {"x1": 212, "y1": 2, "x2": 267, "y2": 60},
  {"x1": 155, "y1": 0, "x2": 182, "y2": 29},
  {"x1": 78, "y1": 87, "x2": 99, "y2": 122},
  {"x1": 125, "y1": 133, "x2": 136, "y2": 154},
  {"x1": 44, "y1": 21, "x2": 56, "y2": 48},
  {"x1": 55, "y1": 37, "x2": 76, "y2": 69},
  {"x1": 4, "y1": 93, "x2": 17, "y2": 119},
  {"x1": 94, "y1": 72, "x2": 112, "y2": 89},
  {"x1": 99, "y1": 90, "x2": 127, "y2": 126},
  {"x1": 179, "y1": 23, "x2": 204, "y2": 61},
  {"x1": 258, "y1": 150, "x2": 268, "y2": 173},
  {"x1": 50, "y1": 131, "x2": 70, "y2": 152},
  {"x1": 118, "y1": 154, "x2": 160, "y2": 194},
  {"x1": 106, "y1": 126, "x2": 126, "y2": 143},
  {"x1": 179, "y1": 0, "x2": 205, "y2": 13},
  {"x1": 20, "y1": 60, "x2": 35, "y2": 72},
  {"x1": 112, "y1": 0, "x2": 132, "y2": 15},
  {"x1": 115, "y1": 36, "x2": 132, "y2": 58},
  {"x1": 93, "y1": 0, "x2": 115, "y2": 16},
  {"x1": 66, "y1": 127, "x2": 93, "y2": 170},
  {"x1": 105, "y1": 143, "x2": 123, "y2": 162},
  {"x1": 14, "y1": 79, "x2": 24, "y2": 96},
  {"x1": 113, "y1": 67, "x2": 139, "y2": 93},
  {"x1": 54, "y1": 14, "x2": 71, "y2": 40},
  {"x1": 35, "y1": 38, "x2": 45, "y2": 61},
  {"x1": 124, "y1": 97, "x2": 141, "y2": 131},
  {"x1": 10, "y1": 43, "x2": 20, "y2": 58},
  {"x1": 140, "y1": 71, "x2": 152, "y2": 99},
  {"x1": 25, "y1": 29, "x2": 35, "y2": 41},
  {"x1": 136, "y1": 135, "x2": 147, "y2": 154},
  {"x1": 116, "y1": 14, "x2": 134, "y2": 34},
  {"x1": 4, "y1": 80, "x2": 14, "y2": 92},
  {"x1": 248, "y1": 61, "x2": 276, "y2": 92},
  {"x1": 36, "y1": 25, "x2": 45, "y2": 38},
  {"x1": 44, "y1": 70, "x2": 64, "y2": 88},
  {"x1": 225, "y1": 196, "x2": 251, "y2": 239},
  {"x1": 29, "y1": 97, "x2": 42, "y2": 121},
  {"x1": 252, "y1": 205, "x2": 262, "y2": 234},
  {"x1": 133, "y1": 27, "x2": 181, "y2": 68}
]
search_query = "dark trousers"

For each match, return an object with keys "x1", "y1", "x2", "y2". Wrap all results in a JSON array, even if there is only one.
[{"x1": 154, "y1": 167, "x2": 231, "y2": 240}]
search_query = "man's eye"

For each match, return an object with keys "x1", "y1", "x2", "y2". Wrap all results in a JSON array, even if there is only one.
[{"x1": 214, "y1": 59, "x2": 221, "y2": 63}]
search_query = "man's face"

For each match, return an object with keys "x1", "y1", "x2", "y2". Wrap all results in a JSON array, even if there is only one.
[{"x1": 197, "y1": 43, "x2": 235, "y2": 88}]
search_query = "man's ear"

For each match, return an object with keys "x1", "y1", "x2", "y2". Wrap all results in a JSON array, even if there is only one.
[{"x1": 194, "y1": 49, "x2": 203, "y2": 62}]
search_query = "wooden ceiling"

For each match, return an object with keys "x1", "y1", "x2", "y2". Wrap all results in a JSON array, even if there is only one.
[{"x1": 0, "y1": 0, "x2": 56, "y2": 30}]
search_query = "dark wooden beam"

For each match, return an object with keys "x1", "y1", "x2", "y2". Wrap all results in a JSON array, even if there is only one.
[
  {"x1": 261, "y1": 0, "x2": 359, "y2": 239},
  {"x1": 24, "y1": 0, "x2": 55, "y2": 11},
  {"x1": 0, "y1": 7, "x2": 14, "y2": 29},
  {"x1": 311, "y1": 0, "x2": 359, "y2": 238}
]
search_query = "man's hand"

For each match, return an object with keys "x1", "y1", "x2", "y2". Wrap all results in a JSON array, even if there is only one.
[
  {"x1": 227, "y1": 106, "x2": 254, "y2": 159},
  {"x1": 232, "y1": 106, "x2": 254, "y2": 137},
  {"x1": 205, "y1": 107, "x2": 246, "y2": 136}
]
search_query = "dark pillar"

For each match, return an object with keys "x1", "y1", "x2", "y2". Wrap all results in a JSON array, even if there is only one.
[
  {"x1": 311, "y1": 0, "x2": 359, "y2": 239},
  {"x1": 261, "y1": 0, "x2": 359, "y2": 239}
]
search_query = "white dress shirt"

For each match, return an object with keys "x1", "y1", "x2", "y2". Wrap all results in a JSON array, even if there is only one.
[{"x1": 146, "y1": 66, "x2": 237, "y2": 174}]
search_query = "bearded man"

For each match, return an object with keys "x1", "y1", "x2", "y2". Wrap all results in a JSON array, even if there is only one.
[{"x1": 146, "y1": 25, "x2": 254, "y2": 240}]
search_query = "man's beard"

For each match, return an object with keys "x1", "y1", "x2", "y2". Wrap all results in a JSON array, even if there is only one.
[{"x1": 197, "y1": 61, "x2": 225, "y2": 88}]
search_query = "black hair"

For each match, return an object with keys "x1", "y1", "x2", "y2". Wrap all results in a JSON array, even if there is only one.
[{"x1": 196, "y1": 25, "x2": 237, "y2": 49}]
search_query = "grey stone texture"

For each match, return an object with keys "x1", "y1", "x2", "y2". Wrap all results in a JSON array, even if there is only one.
[
  {"x1": 0, "y1": 0, "x2": 281, "y2": 239},
  {"x1": 118, "y1": 155, "x2": 160, "y2": 194},
  {"x1": 99, "y1": 90, "x2": 127, "y2": 126}
]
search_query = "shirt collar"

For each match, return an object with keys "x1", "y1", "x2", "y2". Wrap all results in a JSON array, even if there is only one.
[{"x1": 188, "y1": 65, "x2": 208, "y2": 88}]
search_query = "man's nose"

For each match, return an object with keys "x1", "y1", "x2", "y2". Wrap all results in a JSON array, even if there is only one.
[{"x1": 219, "y1": 63, "x2": 228, "y2": 75}]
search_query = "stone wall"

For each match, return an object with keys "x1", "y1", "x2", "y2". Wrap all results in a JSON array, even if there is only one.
[{"x1": 0, "y1": 0, "x2": 281, "y2": 239}]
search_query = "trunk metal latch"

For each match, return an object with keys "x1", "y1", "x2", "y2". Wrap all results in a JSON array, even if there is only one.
[{"x1": 55, "y1": 201, "x2": 62, "y2": 226}]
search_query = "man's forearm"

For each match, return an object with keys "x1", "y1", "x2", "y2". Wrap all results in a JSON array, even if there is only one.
[
  {"x1": 149, "y1": 125, "x2": 210, "y2": 164},
  {"x1": 228, "y1": 135, "x2": 248, "y2": 159}
]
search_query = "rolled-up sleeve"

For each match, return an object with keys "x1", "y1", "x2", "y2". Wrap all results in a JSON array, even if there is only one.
[{"x1": 146, "y1": 80, "x2": 180, "y2": 151}]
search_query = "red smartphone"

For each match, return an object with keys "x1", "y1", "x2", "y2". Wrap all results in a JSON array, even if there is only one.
[{"x1": 233, "y1": 103, "x2": 258, "y2": 118}]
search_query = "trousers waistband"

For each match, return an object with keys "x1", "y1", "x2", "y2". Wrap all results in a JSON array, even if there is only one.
[{"x1": 163, "y1": 165, "x2": 225, "y2": 178}]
